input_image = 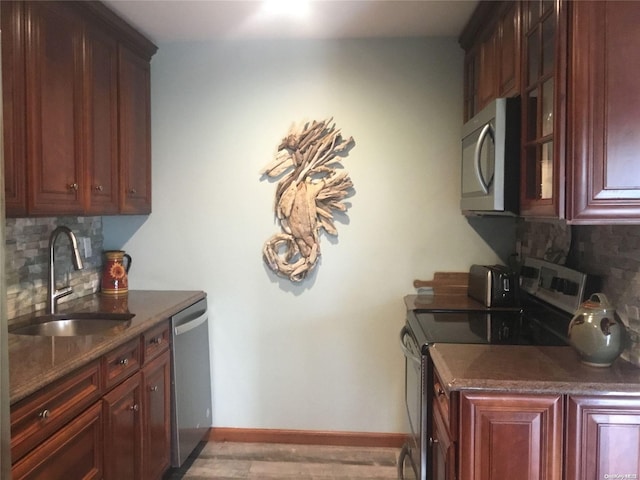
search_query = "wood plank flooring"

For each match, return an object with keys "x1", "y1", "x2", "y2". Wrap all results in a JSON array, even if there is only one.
[{"x1": 164, "y1": 441, "x2": 400, "y2": 479}]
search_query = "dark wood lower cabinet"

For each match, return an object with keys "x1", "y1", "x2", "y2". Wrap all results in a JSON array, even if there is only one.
[
  {"x1": 11, "y1": 322, "x2": 173, "y2": 480},
  {"x1": 566, "y1": 395, "x2": 640, "y2": 480},
  {"x1": 12, "y1": 401, "x2": 103, "y2": 480},
  {"x1": 458, "y1": 392, "x2": 563, "y2": 480},
  {"x1": 142, "y1": 349, "x2": 172, "y2": 480},
  {"x1": 432, "y1": 399, "x2": 455, "y2": 480},
  {"x1": 103, "y1": 371, "x2": 143, "y2": 480}
]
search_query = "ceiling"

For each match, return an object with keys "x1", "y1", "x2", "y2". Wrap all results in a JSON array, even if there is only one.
[{"x1": 102, "y1": 0, "x2": 479, "y2": 44}]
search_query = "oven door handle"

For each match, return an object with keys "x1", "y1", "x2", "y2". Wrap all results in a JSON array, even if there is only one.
[{"x1": 400, "y1": 326, "x2": 421, "y2": 365}]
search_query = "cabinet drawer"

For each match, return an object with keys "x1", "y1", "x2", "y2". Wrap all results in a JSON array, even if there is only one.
[
  {"x1": 142, "y1": 320, "x2": 170, "y2": 365},
  {"x1": 11, "y1": 360, "x2": 102, "y2": 463},
  {"x1": 102, "y1": 338, "x2": 140, "y2": 390},
  {"x1": 12, "y1": 400, "x2": 103, "y2": 480}
]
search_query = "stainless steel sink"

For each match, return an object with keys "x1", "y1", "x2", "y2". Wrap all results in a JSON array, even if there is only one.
[{"x1": 10, "y1": 312, "x2": 134, "y2": 337}]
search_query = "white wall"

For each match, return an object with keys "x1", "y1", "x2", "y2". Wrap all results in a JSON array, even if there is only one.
[{"x1": 103, "y1": 38, "x2": 515, "y2": 433}]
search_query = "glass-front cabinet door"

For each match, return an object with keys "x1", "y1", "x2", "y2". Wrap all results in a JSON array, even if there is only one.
[{"x1": 520, "y1": 0, "x2": 567, "y2": 218}]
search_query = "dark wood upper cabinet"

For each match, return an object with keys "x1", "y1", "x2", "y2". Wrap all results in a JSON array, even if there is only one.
[
  {"x1": 566, "y1": 1, "x2": 640, "y2": 223},
  {"x1": 1, "y1": 1, "x2": 28, "y2": 217},
  {"x1": 24, "y1": 1, "x2": 85, "y2": 216},
  {"x1": 118, "y1": 45, "x2": 152, "y2": 215},
  {"x1": 85, "y1": 21, "x2": 120, "y2": 215},
  {"x1": 1, "y1": 0, "x2": 157, "y2": 218},
  {"x1": 497, "y1": 2, "x2": 521, "y2": 98},
  {"x1": 519, "y1": 0, "x2": 567, "y2": 219},
  {"x1": 460, "y1": 1, "x2": 522, "y2": 122}
]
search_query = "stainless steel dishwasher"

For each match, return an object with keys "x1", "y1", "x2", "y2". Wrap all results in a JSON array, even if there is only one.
[{"x1": 170, "y1": 297, "x2": 212, "y2": 467}]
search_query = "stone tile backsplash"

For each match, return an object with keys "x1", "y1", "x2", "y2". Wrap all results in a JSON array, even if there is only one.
[
  {"x1": 5, "y1": 215, "x2": 639, "y2": 323},
  {"x1": 517, "y1": 219, "x2": 640, "y2": 311},
  {"x1": 5, "y1": 216, "x2": 103, "y2": 321}
]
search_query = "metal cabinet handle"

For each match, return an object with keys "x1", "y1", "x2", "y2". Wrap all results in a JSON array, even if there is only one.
[
  {"x1": 68, "y1": 183, "x2": 79, "y2": 191},
  {"x1": 39, "y1": 409, "x2": 51, "y2": 420},
  {"x1": 429, "y1": 437, "x2": 439, "y2": 447},
  {"x1": 119, "y1": 358, "x2": 129, "y2": 366},
  {"x1": 130, "y1": 404, "x2": 139, "y2": 412},
  {"x1": 94, "y1": 185, "x2": 104, "y2": 192},
  {"x1": 128, "y1": 188, "x2": 137, "y2": 195},
  {"x1": 151, "y1": 337, "x2": 162, "y2": 345},
  {"x1": 149, "y1": 385, "x2": 159, "y2": 392},
  {"x1": 437, "y1": 387, "x2": 445, "y2": 397}
]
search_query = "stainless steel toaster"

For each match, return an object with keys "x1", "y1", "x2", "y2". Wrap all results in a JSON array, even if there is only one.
[{"x1": 468, "y1": 264, "x2": 518, "y2": 307}]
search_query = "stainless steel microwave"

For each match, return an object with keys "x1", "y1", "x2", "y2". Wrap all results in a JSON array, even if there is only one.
[{"x1": 460, "y1": 97, "x2": 520, "y2": 216}]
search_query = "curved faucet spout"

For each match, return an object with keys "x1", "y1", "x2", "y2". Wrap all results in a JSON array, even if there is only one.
[{"x1": 48, "y1": 226, "x2": 84, "y2": 314}]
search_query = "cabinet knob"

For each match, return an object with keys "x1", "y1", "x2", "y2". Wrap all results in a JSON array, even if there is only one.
[
  {"x1": 130, "y1": 404, "x2": 139, "y2": 412},
  {"x1": 94, "y1": 185, "x2": 104, "y2": 192},
  {"x1": 118, "y1": 358, "x2": 129, "y2": 366},
  {"x1": 39, "y1": 409, "x2": 51, "y2": 420},
  {"x1": 429, "y1": 437, "x2": 439, "y2": 447},
  {"x1": 437, "y1": 387, "x2": 445, "y2": 397},
  {"x1": 68, "y1": 183, "x2": 79, "y2": 191},
  {"x1": 128, "y1": 188, "x2": 137, "y2": 195},
  {"x1": 151, "y1": 337, "x2": 162, "y2": 345},
  {"x1": 149, "y1": 385, "x2": 159, "y2": 392}
]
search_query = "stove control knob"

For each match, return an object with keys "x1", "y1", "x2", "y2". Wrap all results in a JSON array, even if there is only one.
[
  {"x1": 562, "y1": 280, "x2": 579, "y2": 296},
  {"x1": 551, "y1": 277, "x2": 569, "y2": 292}
]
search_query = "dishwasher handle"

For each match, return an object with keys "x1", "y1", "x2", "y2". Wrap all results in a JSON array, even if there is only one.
[{"x1": 174, "y1": 311, "x2": 208, "y2": 336}]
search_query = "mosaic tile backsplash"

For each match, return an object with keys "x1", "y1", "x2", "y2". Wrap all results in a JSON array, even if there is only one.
[
  {"x1": 517, "y1": 219, "x2": 640, "y2": 311},
  {"x1": 5, "y1": 214, "x2": 640, "y2": 325},
  {"x1": 5, "y1": 216, "x2": 103, "y2": 321}
]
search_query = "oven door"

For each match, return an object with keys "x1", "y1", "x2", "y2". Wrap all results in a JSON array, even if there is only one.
[{"x1": 399, "y1": 326, "x2": 429, "y2": 480}]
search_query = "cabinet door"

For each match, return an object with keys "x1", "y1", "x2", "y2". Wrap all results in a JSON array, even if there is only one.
[
  {"x1": 477, "y1": 31, "x2": 497, "y2": 111},
  {"x1": 496, "y1": 1, "x2": 521, "y2": 98},
  {"x1": 459, "y1": 392, "x2": 563, "y2": 480},
  {"x1": 24, "y1": 1, "x2": 85, "y2": 215},
  {"x1": 84, "y1": 22, "x2": 119, "y2": 214},
  {"x1": 566, "y1": 395, "x2": 640, "y2": 480},
  {"x1": 567, "y1": 1, "x2": 640, "y2": 223},
  {"x1": 520, "y1": 0, "x2": 567, "y2": 218},
  {"x1": 142, "y1": 349, "x2": 171, "y2": 480},
  {"x1": 103, "y1": 372, "x2": 142, "y2": 480},
  {"x1": 433, "y1": 401, "x2": 455, "y2": 480},
  {"x1": 1, "y1": 0, "x2": 28, "y2": 217},
  {"x1": 12, "y1": 401, "x2": 103, "y2": 480},
  {"x1": 118, "y1": 45, "x2": 152, "y2": 214}
]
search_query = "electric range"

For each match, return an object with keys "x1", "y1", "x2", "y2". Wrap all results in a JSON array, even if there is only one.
[{"x1": 398, "y1": 257, "x2": 596, "y2": 480}]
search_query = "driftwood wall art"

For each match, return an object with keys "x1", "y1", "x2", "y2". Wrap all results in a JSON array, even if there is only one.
[{"x1": 261, "y1": 118, "x2": 355, "y2": 282}]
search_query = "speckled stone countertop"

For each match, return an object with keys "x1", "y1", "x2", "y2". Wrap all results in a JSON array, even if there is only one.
[
  {"x1": 8, "y1": 290, "x2": 206, "y2": 405},
  {"x1": 430, "y1": 343, "x2": 640, "y2": 396},
  {"x1": 404, "y1": 293, "x2": 640, "y2": 396}
]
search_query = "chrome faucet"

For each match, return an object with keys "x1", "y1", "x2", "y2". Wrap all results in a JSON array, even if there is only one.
[{"x1": 47, "y1": 226, "x2": 84, "y2": 314}]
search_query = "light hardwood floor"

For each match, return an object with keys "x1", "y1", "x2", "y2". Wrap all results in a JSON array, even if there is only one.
[{"x1": 164, "y1": 441, "x2": 400, "y2": 480}]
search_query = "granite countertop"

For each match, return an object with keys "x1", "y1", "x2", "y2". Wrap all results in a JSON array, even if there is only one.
[
  {"x1": 430, "y1": 343, "x2": 640, "y2": 396},
  {"x1": 404, "y1": 293, "x2": 640, "y2": 397},
  {"x1": 8, "y1": 290, "x2": 206, "y2": 405}
]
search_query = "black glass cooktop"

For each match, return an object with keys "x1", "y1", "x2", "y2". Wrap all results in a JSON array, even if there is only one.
[{"x1": 407, "y1": 308, "x2": 569, "y2": 353}]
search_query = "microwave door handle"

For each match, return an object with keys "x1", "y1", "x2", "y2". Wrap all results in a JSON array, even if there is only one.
[{"x1": 474, "y1": 123, "x2": 493, "y2": 194}]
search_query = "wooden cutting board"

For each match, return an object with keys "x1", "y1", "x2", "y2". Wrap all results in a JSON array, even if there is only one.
[{"x1": 413, "y1": 272, "x2": 469, "y2": 295}]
